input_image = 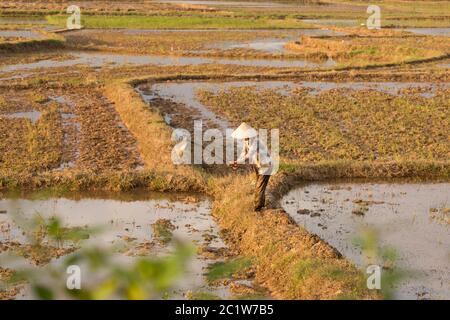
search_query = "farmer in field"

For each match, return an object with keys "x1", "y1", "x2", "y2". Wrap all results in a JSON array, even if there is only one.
[{"x1": 230, "y1": 122, "x2": 273, "y2": 212}]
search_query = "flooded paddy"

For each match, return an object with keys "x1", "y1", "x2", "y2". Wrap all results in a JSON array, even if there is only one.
[
  {"x1": 282, "y1": 182, "x2": 450, "y2": 299},
  {"x1": 0, "y1": 51, "x2": 331, "y2": 76},
  {"x1": 0, "y1": 86, "x2": 142, "y2": 173},
  {"x1": 144, "y1": 79, "x2": 449, "y2": 164},
  {"x1": 205, "y1": 29, "x2": 345, "y2": 54},
  {"x1": 0, "y1": 0, "x2": 449, "y2": 301},
  {"x1": 63, "y1": 28, "x2": 346, "y2": 65},
  {"x1": 61, "y1": 26, "x2": 442, "y2": 69},
  {"x1": 0, "y1": 30, "x2": 42, "y2": 39},
  {"x1": 3, "y1": 111, "x2": 41, "y2": 124},
  {"x1": 404, "y1": 28, "x2": 450, "y2": 37},
  {"x1": 137, "y1": 80, "x2": 449, "y2": 131},
  {"x1": 140, "y1": 80, "x2": 449, "y2": 102},
  {"x1": 0, "y1": 192, "x2": 253, "y2": 299}
]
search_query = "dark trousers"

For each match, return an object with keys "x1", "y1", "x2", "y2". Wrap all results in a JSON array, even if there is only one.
[{"x1": 253, "y1": 166, "x2": 270, "y2": 211}]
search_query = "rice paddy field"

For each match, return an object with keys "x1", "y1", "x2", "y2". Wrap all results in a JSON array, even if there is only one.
[{"x1": 0, "y1": 0, "x2": 449, "y2": 301}]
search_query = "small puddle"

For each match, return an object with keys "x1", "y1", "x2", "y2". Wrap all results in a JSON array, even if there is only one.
[
  {"x1": 302, "y1": 19, "x2": 359, "y2": 27},
  {"x1": 282, "y1": 182, "x2": 450, "y2": 299},
  {"x1": 0, "y1": 30, "x2": 42, "y2": 39},
  {"x1": 0, "y1": 52, "x2": 158, "y2": 73},
  {"x1": 137, "y1": 82, "x2": 236, "y2": 130},
  {"x1": 404, "y1": 28, "x2": 450, "y2": 37},
  {"x1": 221, "y1": 39, "x2": 293, "y2": 53},
  {"x1": 0, "y1": 192, "x2": 237, "y2": 299},
  {"x1": 205, "y1": 29, "x2": 345, "y2": 54},
  {"x1": 2, "y1": 111, "x2": 41, "y2": 124}
]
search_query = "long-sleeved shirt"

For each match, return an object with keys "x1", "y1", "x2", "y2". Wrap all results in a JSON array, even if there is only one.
[{"x1": 236, "y1": 138, "x2": 273, "y2": 175}]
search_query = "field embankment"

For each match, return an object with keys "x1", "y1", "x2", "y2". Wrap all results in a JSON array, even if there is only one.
[
  {"x1": 209, "y1": 174, "x2": 377, "y2": 299},
  {"x1": 126, "y1": 75, "x2": 449, "y2": 298},
  {"x1": 0, "y1": 30, "x2": 65, "y2": 53},
  {"x1": 107, "y1": 80, "x2": 379, "y2": 299},
  {"x1": 103, "y1": 82, "x2": 206, "y2": 192}
]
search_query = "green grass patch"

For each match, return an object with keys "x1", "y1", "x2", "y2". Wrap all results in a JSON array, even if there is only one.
[
  {"x1": 293, "y1": 258, "x2": 321, "y2": 283},
  {"x1": 292, "y1": 258, "x2": 369, "y2": 298},
  {"x1": 186, "y1": 291, "x2": 222, "y2": 300},
  {"x1": 206, "y1": 258, "x2": 253, "y2": 282},
  {"x1": 151, "y1": 219, "x2": 176, "y2": 244},
  {"x1": 46, "y1": 14, "x2": 311, "y2": 29}
]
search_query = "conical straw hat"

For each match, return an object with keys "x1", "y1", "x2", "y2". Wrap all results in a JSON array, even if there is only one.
[{"x1": 231, "y1": 122, "x2": 257, "y2": 139}]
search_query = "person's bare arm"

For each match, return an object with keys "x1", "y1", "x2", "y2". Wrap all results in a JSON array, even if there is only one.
[{"x1": 229, "y1": 141, "x2": 249, "y2": 170}]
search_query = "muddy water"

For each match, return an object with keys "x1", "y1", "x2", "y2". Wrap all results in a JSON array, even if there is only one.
[
  {"x1": 3, "y1": 111, "x2": 41, "y2": 124},
  {"x1": 204, "y1": 29, "x2": 345, "y2": 54},
  {"x1": 0, "y1": 52, "x2": 330, "y2": 74},
  {"x1": 1, "y1": 28, "x2": 343, "y2": 74},
  {"x1": 282, "y1": 182, "x2": 450, "y2": 299},
  {"x1": 405, "y1": 28, "x2": 450, "y2": 37},
  {"x1": 74, "y1": 29, "x2": 345, "y2": 57},
  {"x1": 137, "y1": 80, "x2": 448, "y2": 131},
  {"x1": 137, "y1": 82, "x2": 236, "y2": 130},
  {"x1": 0, "y1": 30, "x2": 42, "y2": 39},
  {"x1": 0, "y1": 192, "x2": 235, "y2": 299},
  {"x1": 0, "y1": 52, "x2": 162, "y2": 73},
  {"x1": 218, "y1": 39, "x2": 294, "y2": 53}
]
